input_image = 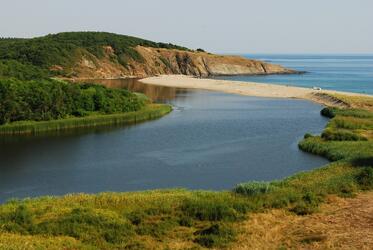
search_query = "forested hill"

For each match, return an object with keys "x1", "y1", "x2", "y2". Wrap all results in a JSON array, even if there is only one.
[{"x1": 0, "y1": 32, "x2": 296, "y2": 79}]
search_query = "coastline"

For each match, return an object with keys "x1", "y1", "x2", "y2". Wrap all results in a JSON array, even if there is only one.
[{"x1": 140, "y1": 75, "x2": 373, "y2": 109}]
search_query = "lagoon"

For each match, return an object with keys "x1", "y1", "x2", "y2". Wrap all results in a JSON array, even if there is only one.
[{"x1": 0, "y1": 80, "x2": 328, "y2": 203}]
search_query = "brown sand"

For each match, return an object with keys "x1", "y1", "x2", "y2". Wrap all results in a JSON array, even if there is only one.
[{"x1": 140, "y1": 75, "x2": 372, "y2": 108}]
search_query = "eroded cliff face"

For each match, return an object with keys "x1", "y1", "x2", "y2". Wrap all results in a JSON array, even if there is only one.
[{"x1": 63, "y1": 46, "x2": 296, "y2": 79}]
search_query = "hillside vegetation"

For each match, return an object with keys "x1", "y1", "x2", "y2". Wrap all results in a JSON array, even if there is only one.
[
  {"x1": 0, "y1": 78, "x2": 173, "y2": 135},
  {"x1": 0, "y1": 32, "x2": 295, "y2": 79},
  {"x1": 0, "y1": 33, "x2": 181, "y2": 134},
  {"x1": 0, "y1": 32, "x2": 188, "y2": 74},
  {"x1": 0, "y1": 99, "x2": 372, "y2": 249},
  {"x1": 0, "y1": 78, "x2": 145, "y2": 125}
]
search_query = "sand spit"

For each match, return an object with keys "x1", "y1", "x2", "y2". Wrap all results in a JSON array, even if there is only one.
[{"x1": 140, "y1": 75, "x2": 372, "y2": 108}]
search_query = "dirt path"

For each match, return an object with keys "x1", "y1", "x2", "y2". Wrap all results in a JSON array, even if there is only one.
[{"x1": 230, "y1": 192, "x2": 373, "y2": 249}]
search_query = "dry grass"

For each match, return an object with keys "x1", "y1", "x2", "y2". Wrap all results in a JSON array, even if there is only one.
[
  {"x1": 230, "y1": 192, "x2": 373, "y2": 250},
  {"x1": 0, "y1": 233, "x2": 85, "y2": 250},
  {"x1": 360, "y1": 130, "x2": 373, "y2": 140},
  {"x1": 329, "y1": 93, "x2": 373, "y2": 111}
]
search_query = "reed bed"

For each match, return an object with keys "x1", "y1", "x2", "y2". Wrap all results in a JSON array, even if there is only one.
[{"x1": 0, "y1": 104, "x2": 172, "y2": 135}]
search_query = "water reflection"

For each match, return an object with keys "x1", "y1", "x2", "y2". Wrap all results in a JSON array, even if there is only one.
[{"x1": 76, "y1": 78, "x2": 190, "y2": 102}]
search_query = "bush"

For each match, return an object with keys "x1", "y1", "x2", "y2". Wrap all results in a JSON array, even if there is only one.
[
  {"x1": 178, "y1": 217, "x2": 193, "y2": 227},
  {"x1": 127, "y1": 211, "x2": 146, "y2": 226},
  {"x1": 12, "y1": 205, "x2": 33, "y2": 227},
  {"x1": 290, "y1": 192, "x2": 321, "y2": 215},
  {"x1": 356, "y1": 167, "x2": 373, "y2": 189},
  {"x1": 0, "y1": 60, "x2": 49, "y2": 80},
  {"x1": 304, "y1": 133, "x2": 313, "y2": 139},
  {"x1": 290, "y1": 201, "x2": 318, "y2": 215},
  {"x1": 320, "y1": 107, "x2": 336, "y2": 118},
  {"x1": 194, "y1": 224, "x2": 235, "y2": 248}
]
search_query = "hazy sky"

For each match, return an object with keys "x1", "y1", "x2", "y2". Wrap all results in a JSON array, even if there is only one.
[{"x1": 1, "y1": 0, "x2": 372, "y2": 54}]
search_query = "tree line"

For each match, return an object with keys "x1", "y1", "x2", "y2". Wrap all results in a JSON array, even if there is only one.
[{"x1": 0, "y1": 78, "x2": 145, "y2": 125}]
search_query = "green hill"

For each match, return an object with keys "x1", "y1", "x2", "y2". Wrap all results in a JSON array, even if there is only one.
[
  {"x1": 0, "y1": 32, "x2": 295, "y2": 79},
  {"x1": 0, "y1": 32, "x2": 189, "y2": 79}
]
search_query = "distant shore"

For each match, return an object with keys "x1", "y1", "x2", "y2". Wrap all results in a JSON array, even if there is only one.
[{"x1": 140, "y1": 75, "x2": 373, "y2": 109}]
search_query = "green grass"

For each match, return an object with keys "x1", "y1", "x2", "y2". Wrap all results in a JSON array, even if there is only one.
[
  {"x1": 299, "y1": 107, "x2": 373, "y2": 162},
  {"x1": 0, "y1": 106, "x2": 372, "y2": 249},
  {"x1": 0, "y1": 190, "x2": 248, "y2": 249},
  {"x1": 0, "y1": 104, "x2": 171, "y2": 135}
]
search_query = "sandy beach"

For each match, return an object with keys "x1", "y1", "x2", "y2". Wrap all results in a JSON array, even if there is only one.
[{"x1": 140, "y1": 75, "x2": 372, "y2": 108}]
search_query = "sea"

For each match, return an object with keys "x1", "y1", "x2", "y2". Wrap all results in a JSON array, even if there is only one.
[{"x1": 214, "y1": 54, "x2": 373, "y2": 95}]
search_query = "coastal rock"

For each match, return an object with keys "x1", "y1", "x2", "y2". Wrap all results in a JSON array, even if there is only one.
[{"x1": 70, "y1": 46, "x2": 297, "y2": 79}]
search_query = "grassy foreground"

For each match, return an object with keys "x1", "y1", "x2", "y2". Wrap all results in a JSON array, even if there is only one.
[
  {"x1": 0, "y1": 104, "x2": 172, "y2": 135},
  {"x1": 0, "y1": 96, "x2": 372, "y2": 249}
]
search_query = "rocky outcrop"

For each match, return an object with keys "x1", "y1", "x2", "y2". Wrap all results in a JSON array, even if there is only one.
[{"x1": 67, "y1": 46, "x2": 298, "y2": 79}]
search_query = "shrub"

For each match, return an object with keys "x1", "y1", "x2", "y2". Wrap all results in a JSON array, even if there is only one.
[
  {"x1": 304, "y1": 133, "x2": 313, "y2": 139},
  {"x1": 12, "y1": 205, "x2": 33, "y2": 227},
  {"x1": 178, "y1": 217, "x2": 193, "y2": 227},
  {"x1": 194, "y1": 224, "x2": 235, "y2": 248},
  {"x1": 290, "y1": 192, "x2": 321, "y2": 215},
  {"x1": 320, "y1": 107, "x2": 336, "y2": 118},
  {"x1": 356, "y1": 167, "x2": 373, "y2": 189},
  {"x1": 127, "y1": 211, "x2": 146, "y2": 226},
  {"x1": 337, "y1": 182, "x2": 358, "y2": 197},
  {"x1": 0, "y1": 60, "x2": 49, "y2": 80}
]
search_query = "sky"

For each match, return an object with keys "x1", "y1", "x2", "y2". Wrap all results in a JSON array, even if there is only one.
[{"x1": 1, "y1": 0, "x2": 372, "y2": 54}]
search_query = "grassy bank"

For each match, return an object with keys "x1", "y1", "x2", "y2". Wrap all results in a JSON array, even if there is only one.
[
  {"x1": 0, "y1": 104, "x2": 171, "y2": 135},
  {"x1": 0, "y1": 98, "x2": 372, "y2": 249}
]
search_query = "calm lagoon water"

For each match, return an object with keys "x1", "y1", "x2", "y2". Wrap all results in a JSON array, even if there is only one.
[
  {"x1": 215, "y1": 54, "x2": 373, "y2": 94},
  {"x1": 0, "y1": 80, "x2": 328, "y2": 203}
]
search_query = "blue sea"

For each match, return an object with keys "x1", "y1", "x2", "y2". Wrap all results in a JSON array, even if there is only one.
[{"x1": 215, "y1": 54, "x2": 373, "y2": 95}]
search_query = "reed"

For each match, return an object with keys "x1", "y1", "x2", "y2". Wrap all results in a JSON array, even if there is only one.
[{"x1": 0, "y1": 104, "x2": 172, "y2": 135}]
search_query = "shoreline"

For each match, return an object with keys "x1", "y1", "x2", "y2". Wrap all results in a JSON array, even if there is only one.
[
  {"x1": 0, "y1": 104, "x2": 172, "y2": 135},
  {"x1": 140, "y1": 75, "x2": 373, "y2": 109}
]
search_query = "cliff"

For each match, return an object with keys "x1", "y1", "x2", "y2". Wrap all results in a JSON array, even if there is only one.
[
  {"x1": 72, "y1": 46, "x2": 297, "y2": 79},
  {"x1": 0, "y1": 32, "x2": 298, "y2": 79}
]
